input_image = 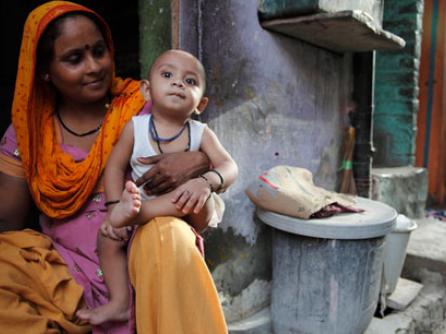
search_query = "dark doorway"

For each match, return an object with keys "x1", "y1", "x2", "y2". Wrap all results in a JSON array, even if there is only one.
[{"x1": 0, "y1": 0, "x2": 140, "y2": 134}]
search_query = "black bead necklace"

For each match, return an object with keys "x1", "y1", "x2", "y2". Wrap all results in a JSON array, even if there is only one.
[
  {"x1": 149, "y1": 116, "x2": 190, "y2": 154},
  {"x1": 56, "y1": 99, "x2": 110, "y2": 137},
  {"x1": 56, "y1": 110, "x2": 103, "y2": 137}
]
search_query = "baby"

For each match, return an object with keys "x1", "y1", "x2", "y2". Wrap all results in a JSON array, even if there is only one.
[{"x1": 77, "y1": 49, "x2": 238, "y2": 324}]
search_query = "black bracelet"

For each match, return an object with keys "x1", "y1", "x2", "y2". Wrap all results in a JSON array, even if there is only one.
[
  {"x1": 104, "y1": 200, "x2": 120, "y2": 207},
  {"x1": 208, "y1": 169, "x2": 224, "y2": 191},
  {"x1": 199, "y1": 175, "x2": 214, "y2": 192}
]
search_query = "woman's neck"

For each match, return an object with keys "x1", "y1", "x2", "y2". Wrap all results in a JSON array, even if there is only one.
[{"x1": 58, "y1": 99, "x2": 108, "y2": 119}]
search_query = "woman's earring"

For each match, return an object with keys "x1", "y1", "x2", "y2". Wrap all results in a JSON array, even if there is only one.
[{"x1": 43, "y1": 74, "x2": 50, "y2": 82}]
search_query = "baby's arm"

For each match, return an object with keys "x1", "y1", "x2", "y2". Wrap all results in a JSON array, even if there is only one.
[
  {"x1": 170, "y1": 126, "x2": 238, "y2": 214},
  {"x1": 199, "y1": 126, "x2": 238, "y2": 191},
  {"x1": 105, "y1": 122, "x2": 135, "y2": 204},
  {"x1": 103, "y1": 121, "x2": 139, "y2": 234}
]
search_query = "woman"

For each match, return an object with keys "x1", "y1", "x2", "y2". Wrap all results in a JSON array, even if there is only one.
[{"x1": 0, "y1": 1, "x2": 227, "y2": 333}]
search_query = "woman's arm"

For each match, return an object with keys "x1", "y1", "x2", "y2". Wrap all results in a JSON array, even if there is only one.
[{"x1": 0, "y1": 172, "x2": 32, "y2": 232}]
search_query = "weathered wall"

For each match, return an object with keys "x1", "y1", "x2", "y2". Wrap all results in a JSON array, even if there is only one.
[
  {"x1": 373, "y1": 0, "x2": 424, "y2": 167},
  {"x1": 195, "y1": 1, "x2": 351, "y2": 321},
  {"x1": 139, "y1": 0, "x2": 352, "y2": 322}
]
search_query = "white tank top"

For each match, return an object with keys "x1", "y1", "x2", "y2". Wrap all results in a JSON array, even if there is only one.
[{"x1": 130, "y1": 114, "x2": 206, "y2": 200}]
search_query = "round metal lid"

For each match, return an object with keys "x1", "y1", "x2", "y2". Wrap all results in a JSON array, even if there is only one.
[{"x1": 257, "y1": 197, "x2": 397, "y2": 239}]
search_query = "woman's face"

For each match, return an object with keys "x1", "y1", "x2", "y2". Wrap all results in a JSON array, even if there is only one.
[{"x1": 48, "y1": 15, "x2": 113, "y2": 105}]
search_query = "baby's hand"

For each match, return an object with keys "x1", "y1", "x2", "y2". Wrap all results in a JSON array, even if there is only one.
[{"x1": 172, "y1": 177, "x2": 211, "y2": 214}]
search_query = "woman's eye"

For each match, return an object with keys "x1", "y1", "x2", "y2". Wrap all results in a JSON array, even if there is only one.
[
  {"x1": 93, "y1": 45, "x2": 106, "y2": 58},
  {"x1": 185, "y1": 78, "x2": 197, "y2": 85},
  {"x1": 161, "y1": 72, "x2": 172, "y2": 78},
  {"x1": 64, "y1": 53, "x2": 82, "y2": 65}
]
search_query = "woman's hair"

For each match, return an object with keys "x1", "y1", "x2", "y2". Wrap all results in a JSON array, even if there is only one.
[{"x1": 36, "y1": 11, "x2": 108, "y2": 75}]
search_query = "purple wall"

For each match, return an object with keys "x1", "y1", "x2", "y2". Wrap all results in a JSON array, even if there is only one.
[{"x1": 176, "y1": 0, "x2": 353, "y2": 321}]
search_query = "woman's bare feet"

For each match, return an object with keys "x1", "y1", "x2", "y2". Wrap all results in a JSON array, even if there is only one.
[
  {"x1": 110, "y1": 180, "x2": 141, "y2": 228},
  {"x1": 76, "y1": 302, "x2": 129, "y2": 325}
]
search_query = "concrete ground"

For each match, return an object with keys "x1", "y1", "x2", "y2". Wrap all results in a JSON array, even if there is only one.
[
  {"x1": 366, "y1": 217, "x2": 446, "y2": 334},
  {"x1": 228, "y1": 217, "x2": 446, "y2": 334}
]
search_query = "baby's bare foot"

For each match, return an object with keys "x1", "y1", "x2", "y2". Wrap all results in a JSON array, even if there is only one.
[
  {"x1": 76, "y1": 302, "x2": 129, "y2": 325},
  {"x1": 110, "y1": 181, "x2": 141, "y2": 228}
]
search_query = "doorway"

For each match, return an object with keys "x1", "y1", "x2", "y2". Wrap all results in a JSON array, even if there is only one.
[{"x1": 0, "y1": 0, "x2": 140, "y2": 135}]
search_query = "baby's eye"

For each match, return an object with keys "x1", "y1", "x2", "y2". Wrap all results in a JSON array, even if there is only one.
[
  {"x1": 185, "y1": 78, "x2": 197, "y2": 85},
  {"x1": 161, "y1": 72, "x2": 172, "y2": 78}
]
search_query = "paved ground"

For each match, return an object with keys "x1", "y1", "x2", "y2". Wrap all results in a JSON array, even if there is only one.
[{"x1": 365, "y1": 217, "x2": 446, "y2": 334}]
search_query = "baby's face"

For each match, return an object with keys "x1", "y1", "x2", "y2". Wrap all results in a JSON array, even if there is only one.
[{"x1": 149, "y1": 50, "x2": 206, "y2": 117}]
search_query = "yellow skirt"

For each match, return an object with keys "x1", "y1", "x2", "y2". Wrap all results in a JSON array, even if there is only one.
[{"x1": 129, "y1": 216, "x2": 228, "y2": 334}]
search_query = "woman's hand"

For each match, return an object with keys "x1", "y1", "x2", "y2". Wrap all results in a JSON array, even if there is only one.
[
  {"x1": 135, "y1": 151, "x2": 209, "y2": 196},
  {"x1": 171, "y1": 177, "x2": 211, "y2": 214}
]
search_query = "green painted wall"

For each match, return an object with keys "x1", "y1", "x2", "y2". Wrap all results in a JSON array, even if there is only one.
[
  {"x1": 374, "y1": 0, "x2": 424, "y2": 167},
  {"x1": 138, "y1": 0, "x2": 171, "y2": 78}
]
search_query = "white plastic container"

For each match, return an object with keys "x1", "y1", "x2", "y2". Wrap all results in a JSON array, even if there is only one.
[{"x1": 381, "y1": 214, "x2": 418, "y2": 296}]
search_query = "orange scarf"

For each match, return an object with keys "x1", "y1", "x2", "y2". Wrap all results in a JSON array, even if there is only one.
[{"x1": 11, "y1": 1, "x2": 145, "y2": 219}]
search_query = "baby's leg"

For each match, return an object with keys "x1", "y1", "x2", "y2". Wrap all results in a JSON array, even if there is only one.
[
  {"x1": 76, "y1": 233, "x2": 130, "y2": 325},
  {"x1": 109, "y1": 180, "x2": 142, "y2": 228},
  {"x1": 127, "y1": 190, "x2": 188, "y2": 226},
  {"x1": 120, "y1": 188, "x2": 215, "y2": 232}
]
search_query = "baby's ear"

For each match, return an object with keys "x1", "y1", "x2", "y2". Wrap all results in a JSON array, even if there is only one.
[
  {"x1": 140, "y1": 80, "x2": 151, "y2": 101},
  {"x1": 195, "y1": 97, "x2": 209, "y2": 115}
]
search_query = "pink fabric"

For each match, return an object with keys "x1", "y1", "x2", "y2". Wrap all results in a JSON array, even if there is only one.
[{"x1": 310, "y1": 202, "x2": 364, "y2": 219}]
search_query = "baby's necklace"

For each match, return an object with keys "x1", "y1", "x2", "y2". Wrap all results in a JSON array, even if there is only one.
[{"x1": 149, "y1": 116, "x2": 190, "y2": 154}]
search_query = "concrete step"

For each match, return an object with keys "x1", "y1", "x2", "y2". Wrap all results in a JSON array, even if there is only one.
[
  {"x1": 228, "y1": 307, "x2": 272, "y2": 334},
  {"x1": 366, "y1": 217, "x2": 446, "y2": 334},
  {"x1": 365, "y1": 271, "x2": 446, "y2": 334},
  {"x1": 371, "y1": 166, "x2": 427, "y2": 219}
]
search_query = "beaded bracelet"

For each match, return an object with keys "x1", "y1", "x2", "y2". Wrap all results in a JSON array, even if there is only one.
[
  {"x1": 104, "y1": 200, "x2": 120, "y2": 207},
  {"x1": 208, "y1": 169, "x2": 224, "y2": 192},
  {"x1": 199, "y1": 174, "x2": 214, "y2": 192}
]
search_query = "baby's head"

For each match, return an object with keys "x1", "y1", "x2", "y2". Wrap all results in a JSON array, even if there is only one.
[{"x1": 141, "y1": 49, "x2": 208, "y2": 117}]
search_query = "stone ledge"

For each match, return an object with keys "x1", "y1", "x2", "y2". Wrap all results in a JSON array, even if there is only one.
[{"x1": 261, "y1": 10, "x2": 405, "y2": 52}]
